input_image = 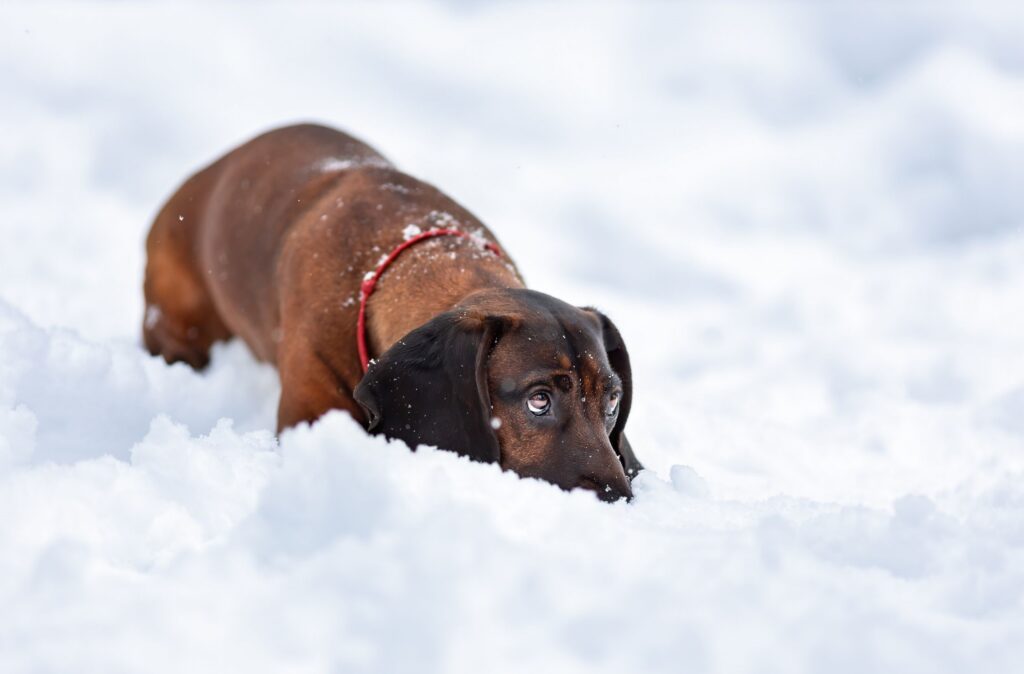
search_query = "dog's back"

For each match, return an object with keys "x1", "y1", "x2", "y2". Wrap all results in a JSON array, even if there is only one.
[
  {"x1": 144, "y1": 123, "x2": 521, "y2": 427},
  {"x1": 144, "y1": 125, "x2": 387, "y2": 362}
]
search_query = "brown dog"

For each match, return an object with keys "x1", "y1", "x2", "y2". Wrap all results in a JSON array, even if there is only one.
[{"x1": 143, "y1": 124, "x2": 641, "y2": 500}]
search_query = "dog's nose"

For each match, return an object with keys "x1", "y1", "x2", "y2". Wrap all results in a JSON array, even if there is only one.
[{"x1": 578, "y1": 473, "x2": 633, "y2": 503}]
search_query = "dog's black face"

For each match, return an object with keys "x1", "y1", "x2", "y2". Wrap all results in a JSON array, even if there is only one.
[{"x1": 353, "y1": 289, "x2": 642, "y2": 501}]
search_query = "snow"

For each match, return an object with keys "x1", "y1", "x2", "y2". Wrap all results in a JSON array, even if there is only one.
[
  {"x1": 2, "y1": 2, "x2": 1024, "y2": 672},
  {"x1": 319, "y1": 156, "x2": 391, "y2": 173}
]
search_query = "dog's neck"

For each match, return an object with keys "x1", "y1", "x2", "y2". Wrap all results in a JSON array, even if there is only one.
[{"x1": 364, "y1": 241, "x2": 525, "y2": 358}]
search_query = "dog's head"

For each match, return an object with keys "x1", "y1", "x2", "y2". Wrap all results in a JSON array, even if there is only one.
[{"x1": 353, "y1": 288, "x2": 642, "y2": 502}]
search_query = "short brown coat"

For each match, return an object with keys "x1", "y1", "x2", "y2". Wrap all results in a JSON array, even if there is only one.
[{"x1": 143, "y1": 124, "x2": 641, "y2": 500}]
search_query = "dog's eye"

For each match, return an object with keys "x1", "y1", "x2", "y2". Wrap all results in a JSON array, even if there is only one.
[
  {"x1": 527, "y1": 391, "x2": 552, "y2": 416},
  {"x1": 605, "y1": 392, "x2": 621, "y2": 417}
]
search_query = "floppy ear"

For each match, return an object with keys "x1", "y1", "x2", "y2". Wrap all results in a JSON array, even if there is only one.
[
  {"x1": 592, "y1": 311, "x2": 644, "y2": 478},
  {"x1": 353, "y1": 311, "x2": 502, "y2": 463}
]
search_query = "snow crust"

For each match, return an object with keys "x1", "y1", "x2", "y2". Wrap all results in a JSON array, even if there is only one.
[{"x1": 2, "y1": 2, "x2": 1024, "y2": 672}]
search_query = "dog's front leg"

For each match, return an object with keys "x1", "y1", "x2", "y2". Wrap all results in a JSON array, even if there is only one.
[{"x1": 276, "y1": 338, "x2": 366, "y2": 433}]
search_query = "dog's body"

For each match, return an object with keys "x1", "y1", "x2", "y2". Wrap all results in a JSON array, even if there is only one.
[{"x1": 144, "y1": 124, "x2": 641, "y2": 500}]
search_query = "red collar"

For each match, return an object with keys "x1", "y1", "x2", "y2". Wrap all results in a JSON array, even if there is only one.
[{"x1": 357, "y1": 228, "x2": 502, "y2": 373}]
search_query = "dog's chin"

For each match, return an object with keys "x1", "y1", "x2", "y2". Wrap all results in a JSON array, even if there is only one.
[
  {"x1": 503, "y1": 464, "x2": 632, "y2": 503},
  {"x1": 577, "y1": 476, "x2": 632, "y2": 503}
]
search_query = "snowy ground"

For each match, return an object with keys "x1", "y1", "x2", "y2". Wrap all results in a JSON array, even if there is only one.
[{"x1": 2, "y1": 2, "x2": 1024, "y2": 672}]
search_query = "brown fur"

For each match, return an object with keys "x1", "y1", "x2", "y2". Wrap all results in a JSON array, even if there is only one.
[{"x1": 143, "y1": 124, "x2": 641, "y2": 500}]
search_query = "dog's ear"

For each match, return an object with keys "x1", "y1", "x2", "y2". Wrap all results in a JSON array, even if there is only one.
[
  {"x1": 353, "y1": 311, "x2": 502, "y2": 464},
  {"x1": 591, "y1": 310, "x2": 643, "y2": 478}
]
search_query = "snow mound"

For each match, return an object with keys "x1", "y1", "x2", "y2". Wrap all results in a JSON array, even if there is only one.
[{"x1": 3, "y1": 310, "x2": 1024, "y2": 672}]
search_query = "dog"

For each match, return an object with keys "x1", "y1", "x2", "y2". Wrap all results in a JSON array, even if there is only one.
[{"x1": 143, "y1": 123, "x2": 642, "y2": 501}]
